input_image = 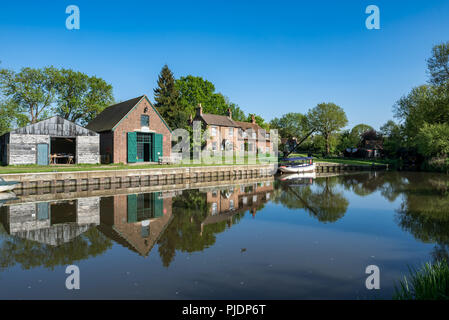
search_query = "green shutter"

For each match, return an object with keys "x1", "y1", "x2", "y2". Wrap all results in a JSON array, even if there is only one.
[
  {"x1": 152, "y1": 133, "x2": 163, "y2": 162},
  {"x1": 127, "y1": 132, "x2": 137, "y2": 163},
  {"x1": 127, "y1": 194, "x2": 137, "y2": 222},
  {"x1": 153, "y1": 192, "x2": 163, "y2": 218}
]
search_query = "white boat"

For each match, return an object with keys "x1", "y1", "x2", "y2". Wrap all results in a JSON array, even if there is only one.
[
  {"x1": 279, "y1": 172, "x2": 316, "y2": 181},
  {"x1": 0, "y1": 191, "x2": 17, "y2": 202},
  {"x1": 0, "y1": 177, "x2": 20, "y2": 192},
  {"x1": 278, "y1": 157, "x2": 316, "y2": 174}
]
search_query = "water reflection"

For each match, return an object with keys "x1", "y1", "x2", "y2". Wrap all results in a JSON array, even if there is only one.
[
  {"x1": 0, "y1": 179, "x2": 274, "y2": 269},
  {"x1": 1, "y1": 171, "x2": 449, "y2": 278},
  {"x1": 273, "y1": 176, "x2": 349, "y2": 223}
]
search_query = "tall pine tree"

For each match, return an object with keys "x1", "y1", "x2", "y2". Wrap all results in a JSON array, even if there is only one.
[{"x1": 153, "y1": 65, "x2": 187, "y2": 130}]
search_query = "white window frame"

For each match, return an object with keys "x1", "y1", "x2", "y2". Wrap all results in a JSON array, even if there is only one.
[{"x1": 211, "y1": 126, "x2": 217, "y2": 137}]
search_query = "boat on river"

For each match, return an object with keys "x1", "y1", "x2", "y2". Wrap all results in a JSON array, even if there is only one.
[
  {"x1": 278, "y1": 157, "x2": 315, "y2": 174},
  {"x1": 0, "y1": 177, "x2": 20, "y2": 192}
]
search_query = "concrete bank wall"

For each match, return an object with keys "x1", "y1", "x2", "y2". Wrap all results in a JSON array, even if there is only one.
[{"x1": 1, "y1": 164, "x2": 277, "y2": 190}]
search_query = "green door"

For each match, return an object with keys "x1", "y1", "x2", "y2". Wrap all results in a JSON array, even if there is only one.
[
  {"x1": 152, "y1": 133, "x2": 163, "y2": 162},
  {"x1": 153, "y1": 192, "x2": 163, "y2": 218},
  {"x1": 127, "y1": 194, "x2": 137, "y2": 222},
  {"x1": 37, "y1": 144, "x2": 49, "y2": 165},
  {"x1": 127, "y1": 132, "x2": 137, "y2": 163}
]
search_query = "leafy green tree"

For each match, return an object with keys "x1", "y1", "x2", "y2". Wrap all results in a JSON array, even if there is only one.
[
  {"x1": 0, "y1": 66, "x2": 59, "y2": 124},
  {"x1": 307, "y1": 103, "x2": 348, "y2": 155},
  {"x1": 416, "y1": 123, "x2": 449, "y2": 157},
  {"x1": 270, "y1": 112, "x2": 309, "y2": 139},
  {"x1": 427, "y1": 41, "x2": 449, "y2": 86},
  {"x1": 394, "y1": 84, "x2": 449, "y2": 146},
  {"x1": 350, "y1": 124, "x2": 373, "y2": 145},
  {"x1": 380, "y1": 120, "x2": 404, "y2": 157},
  {"x1": 0, "y1": 99, "x2": 28, "y2": 135},
  {"x1": 153, "y1": 65, "x2": 188, "y2": 130},
  {"x1": 54, "y1": 69, "x2": 114, "y2": 126},
  {"x1": 226, "y1": 100, "x2": 246, "y2": 121},
  {"x1": 175, "y1": 75, "x2": 228, "y2": 116}
]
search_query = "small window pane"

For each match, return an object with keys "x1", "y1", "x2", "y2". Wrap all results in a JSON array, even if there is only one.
[{"x1": 141, "y1": 115, "x2": 149, "y2": 127}]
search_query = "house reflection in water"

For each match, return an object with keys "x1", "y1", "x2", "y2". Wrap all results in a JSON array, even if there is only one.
[
  {"x1": 0, "y1": 197, "x2": 100, "y2": 246},
  {"x1": 97, "y1": 192, "x2": 173, "y2": 257},
  {"x1": 201, "y1": 180, "x2": 273, "y2": 234}
]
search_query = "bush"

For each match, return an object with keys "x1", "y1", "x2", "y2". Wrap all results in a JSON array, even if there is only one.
[{"x1": 394, "y1": 260, "x2": 449, "y2": 300}]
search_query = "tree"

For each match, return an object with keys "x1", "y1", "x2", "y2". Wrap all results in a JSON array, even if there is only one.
[
  {"x1": 350, "y1": 124, "x2": 373, "y2": 145},
  {"x1": 0, "y1": 66, "x2": 59, "y2": 124},
  {"x1": 0, "y1": 99, "x2": 28, "y2": 135},
  {"x1": 380, "y1": 120, "x2": 403, "y2": 157},
  {"x1": 54, "y1": 69, "x2": 114, "y2": 126},
  {"x1": 307, "y1": 103, "x2": 348, "y2": 155},
  {"x1": 226, "y1": 99, "x2": 246, "y2": 121},
  {"x1": 394, "y1": 84, "x2": 449, "y2": 146},
  {"x1": 270, "y1": 112, "x2": 309, "y2": 139},
  {"x1": 427, "y1": 41, "x2": 449, "y2": 86},
  {"x1": 416, "y1": 123, "x2": 449, "y2": 157},
  {"x1": 175, "y1": 75, "x2": 228, "y2": 116},
  {"x1": 153, "y1": 65, "x2": 187, "y2": 130}
]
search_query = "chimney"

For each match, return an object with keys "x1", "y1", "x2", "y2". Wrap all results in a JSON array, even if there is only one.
[
  {"x1": 251, "y1": 114, "x2": 256, "y2": 124},
  {"x1": 227, "y1": 108, "x2": 232, "y2": 119},
  {"x1": 196, "y1": 103, "x2": 203, "y2": 117}
]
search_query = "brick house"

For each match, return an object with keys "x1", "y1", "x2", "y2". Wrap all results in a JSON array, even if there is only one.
[
  {"x1": 192, "y1": 104, "x2": 273, "y2": 154},
  {"x1": 86, "y1": 95, "x2": 171, "y2": 164},
  {"x1": 234, "y1": 115, "x2": 272, "y2": 154}
]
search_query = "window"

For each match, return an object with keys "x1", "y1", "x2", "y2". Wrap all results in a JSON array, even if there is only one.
[
  {"x1": 230, "y1": 200, "x2": 234, "y2": 210},
  {"x1": 229, "y1": 128, "x2": 233, "y2": 137},
  {"x1": 212, "y1": 142, "x2": 217, "y2": 151},
  {"x1": 211, "y1": 126, "x2": 217, "y2": 137},
  {"x1": 141, "y1": 115, "x2": 149, "y2": 128},
  {"x1": 212, "y1": 203, "x2": 218, "y2": 215},
  {"x1": 266, "y1": 133, "x2": 270, "y2": 139},
  {"x1": 252, "y1": 131, "x2": 257, "y2": 139}
]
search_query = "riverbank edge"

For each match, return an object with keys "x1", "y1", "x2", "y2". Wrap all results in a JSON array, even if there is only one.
[{"x1": 0, "y1": 162, "x2": 390, "y2": 190}]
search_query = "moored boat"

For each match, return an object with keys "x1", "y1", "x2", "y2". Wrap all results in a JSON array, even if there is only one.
[
  {"x1": 0, "y1": 177, "x2": 20, "y2": 192},
  {"x1": 278, "y1": 157, "x2": 315, "y2": 174}
]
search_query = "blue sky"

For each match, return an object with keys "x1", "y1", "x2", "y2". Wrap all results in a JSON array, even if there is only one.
[{"x1": 1, "y1": 0, "x2": 448, "y2": 129}]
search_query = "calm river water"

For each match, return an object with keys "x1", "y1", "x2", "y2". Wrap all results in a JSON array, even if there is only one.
[{"x1": 0, "y1": 171, "x2": 448, "y2": 299}]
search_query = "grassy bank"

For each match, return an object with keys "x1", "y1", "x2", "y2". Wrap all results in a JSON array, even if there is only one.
[
  {"x1": 394, "y1": 260, "x2": 449, "y2": 300},
  {"x1": 0, "y1": 156, "x2": 277, "y2": 174},
  {"x1": 288, "y1": 153, "x2": 395, "y2": 167}
]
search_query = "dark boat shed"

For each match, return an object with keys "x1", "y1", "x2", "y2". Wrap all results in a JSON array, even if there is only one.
[{"x1": 0, "y1": 116, "x2": 100, "y2": 165}]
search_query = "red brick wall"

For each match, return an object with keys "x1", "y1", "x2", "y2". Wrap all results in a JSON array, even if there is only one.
[{"x1": 112, "y1": 97, "x2": 171, "y2": 164}]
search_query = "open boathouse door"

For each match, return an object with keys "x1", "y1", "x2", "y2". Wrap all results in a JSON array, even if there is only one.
[{"x1": 127, "y1": 132, "x2": 163, "y2": 163}]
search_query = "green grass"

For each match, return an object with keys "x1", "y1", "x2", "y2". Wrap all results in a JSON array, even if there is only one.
[
  {"x1": 288, "y1": 153, "x2": 392, "y2": 166},
  {"x1": 0, "y1": 155, "x2": 278, "y2": 174},
  {"x1": 394, "y1": 260, "x2": 449, "y2": 300}
]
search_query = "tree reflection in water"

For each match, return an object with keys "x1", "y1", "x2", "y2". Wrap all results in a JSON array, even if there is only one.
[
  {"x1": 0, "y1": 226, "x2": 112, "y2": 271},
  {"x1": 273, "y1": 176, "x2": 349, "y2": 223},
  {"x1": 1, "y1": 172, "x2": 448, "y2": 271}
]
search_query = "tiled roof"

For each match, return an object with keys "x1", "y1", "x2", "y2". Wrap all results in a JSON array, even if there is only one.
[
  {"x1": 199, "y1": 113, "x2": 240, "y2": 127},
  {"x1": 86, "y1": 96, "x2": 144, "y2": 132}
]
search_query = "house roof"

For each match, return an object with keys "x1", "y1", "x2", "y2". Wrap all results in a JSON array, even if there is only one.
[
  {"x1": 234, "y1": 120, "x2": 261, "y2": 131},
  {"x1": 85, "y1": 96, "x2": 144, "y2": 132},
  {"x1": 199, "y1": 113, "x2": 240, "y2": 127},
  {"x1": 9, "y1": 115, "x2": 98, "y2": 137}
]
